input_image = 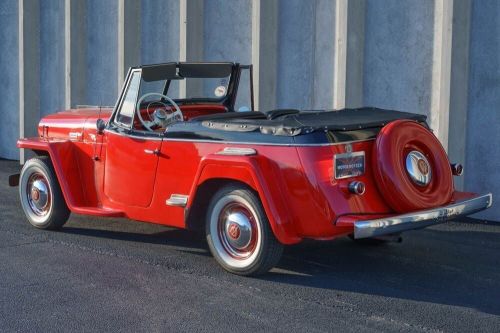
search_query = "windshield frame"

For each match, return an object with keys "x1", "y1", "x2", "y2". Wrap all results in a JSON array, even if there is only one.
[{"x1": 108, "y1": 62, "x2": 255, "y2": 131}]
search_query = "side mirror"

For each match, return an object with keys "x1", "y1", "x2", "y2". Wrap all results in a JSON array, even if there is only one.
[{"x1": 96, "y1": 118, "x2": 106, "y2": 134}]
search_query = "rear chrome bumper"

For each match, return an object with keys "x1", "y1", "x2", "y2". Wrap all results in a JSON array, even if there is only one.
[{"x1": 354, "y1": 193, "x2": 493, "y2": 239}]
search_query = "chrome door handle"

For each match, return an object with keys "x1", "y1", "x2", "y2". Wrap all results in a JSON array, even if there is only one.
[{"x1": 144, "y1": 149, "x2": 160, "y2": 155}]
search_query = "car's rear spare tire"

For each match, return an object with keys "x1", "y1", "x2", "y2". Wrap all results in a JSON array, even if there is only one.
[
  {"x1": 205, "y1": 184, "x2": 283, "y2": 276},
  {"x1": 19, "y1": 156, "x2": 70, "y2": 229},
  {"x1": 372, "y1": 120, "x2": 454, "y2": 212}
]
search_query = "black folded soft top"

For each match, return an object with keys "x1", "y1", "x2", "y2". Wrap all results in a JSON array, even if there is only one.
[{"x1": 197, "y1": 107, "x2": 427, "y2": 136}]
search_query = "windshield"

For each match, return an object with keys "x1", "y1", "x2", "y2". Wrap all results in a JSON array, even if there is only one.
[{"x1": 138, "y1": 75, "x2": 231, "y2": 104}]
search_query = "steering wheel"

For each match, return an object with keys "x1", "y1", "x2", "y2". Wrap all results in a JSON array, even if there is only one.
[{"x1": 136, "y1": 93, "x2": 183, "y2": 131}]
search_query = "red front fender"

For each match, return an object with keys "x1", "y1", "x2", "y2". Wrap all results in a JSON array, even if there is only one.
[
  {"x1": 18, "y1": 138, "x2": 82, "y2": 209},
  {"x1": 187, "y1": 153, "x2": 301, "y2": 245},
  {"x1": 17, "y1": 138, "x2": 122, "y2": 217}
]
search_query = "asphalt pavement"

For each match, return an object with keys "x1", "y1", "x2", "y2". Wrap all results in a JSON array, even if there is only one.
[{"x1": 0, "y1": 159, "x2": 499, "y2": 332}]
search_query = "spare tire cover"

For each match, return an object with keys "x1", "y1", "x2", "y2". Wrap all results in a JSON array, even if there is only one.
[{"x1": 372, "y1": 120, "x2": 453, "y2": 212}]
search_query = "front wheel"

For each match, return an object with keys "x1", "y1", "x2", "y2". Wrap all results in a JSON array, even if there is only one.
[
  {"x1": 205, "y1": 185, "x2": 283, "y2": 276},
  {"x1": 19, "y1": 156, "x2": 70, "y2": 230}
]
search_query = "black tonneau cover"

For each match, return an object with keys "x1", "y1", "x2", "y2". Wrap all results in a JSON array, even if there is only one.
[{"x1": 199, "y1": 107, "x2": 427, "y2": 136}]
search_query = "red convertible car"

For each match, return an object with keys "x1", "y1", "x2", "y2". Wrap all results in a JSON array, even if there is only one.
[{"x1": 11, "y1": 62, "x2": 492, "y2": 275}]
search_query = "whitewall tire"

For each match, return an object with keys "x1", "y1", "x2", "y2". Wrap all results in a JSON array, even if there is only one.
[
  {"x1": 206, "y1": 184, "x2": 283, "y2": 276},
  {"x1": 19, "y1": 156, "x2": 70, "y2": 230}
]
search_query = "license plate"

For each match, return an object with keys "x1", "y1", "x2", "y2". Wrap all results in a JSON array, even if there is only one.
[{"x1": 334, "y1": 151, "x2": 365, "y2": 179}]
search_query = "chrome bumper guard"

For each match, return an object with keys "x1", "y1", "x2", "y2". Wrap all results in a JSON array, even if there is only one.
[{"x1": 354, "y1": 193, "x2": 493, "y2": 239}]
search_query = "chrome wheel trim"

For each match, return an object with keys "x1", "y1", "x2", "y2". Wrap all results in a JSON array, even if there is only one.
[
  {"x1": 21, "y1": 170, "x2": 53, "y2": 224},
  {"x1": 405, "y1": 150, "x2": 432, "y2": 186},
  {"x1": 220, "y1": 206, "x2": 255, "y2": 256},
  {"x1": 210, "y1": 195, "x2": 262, "y2": 269}
]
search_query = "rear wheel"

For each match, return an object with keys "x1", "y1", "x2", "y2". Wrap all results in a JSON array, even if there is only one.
[
  {"x1": 19, "y1": 156, "x2": 70, "y2": 230},
  {"x1": 205, "y1": 185, "x2": 283, "y2": 276}
]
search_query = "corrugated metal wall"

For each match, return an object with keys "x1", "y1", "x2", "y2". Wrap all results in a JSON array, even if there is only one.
[{"x1": 0, "y1": 0, "x2": 498, "y2": 221}]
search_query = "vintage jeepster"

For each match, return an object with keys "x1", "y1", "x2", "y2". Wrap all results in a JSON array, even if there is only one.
[{"x1": 11, "y1": 62, "x2": 492, "y2": 275}]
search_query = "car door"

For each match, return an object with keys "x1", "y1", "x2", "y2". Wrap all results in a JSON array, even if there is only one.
[{"x1": 103, "y1": 70, "x2": 162, "y2": 208}]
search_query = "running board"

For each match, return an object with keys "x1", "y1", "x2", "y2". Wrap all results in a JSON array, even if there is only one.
[{"x1": 70, "y1": 206, "x2": 125, "y2": 217}]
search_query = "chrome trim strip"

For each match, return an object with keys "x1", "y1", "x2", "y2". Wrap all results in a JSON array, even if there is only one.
[
  {"x1": 216, "y1": 147, "x2": 257, "y2": 156},
  {"x1": 76, "y1": 105, "x2": 114, "y2": 109},
  {"x1": 162, "y1": 137, "x2": 376, "y2": 147},
  {"x1": 166, "y1": 194, "x2": 189, "y2": 207},
  {"x1": 354, "y1": 193, "x2": 493, "y2": 239},
  {"x1": 104, "y1": 129, "x2": 163, "y2": 141}
]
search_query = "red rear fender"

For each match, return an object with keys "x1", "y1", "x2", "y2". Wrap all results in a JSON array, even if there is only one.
[{"x1": 188, "y1": 153, "x2": 301, "y2": 245}]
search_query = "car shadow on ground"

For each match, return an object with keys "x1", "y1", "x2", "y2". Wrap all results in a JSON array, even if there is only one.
[
  {"x1": 266, "y1": 228, "x2": 500, "y2": 316},
  {"x1": 62, "y1": 224, "x2": 209, "y2": 253},
  {"x1": 60, "y1": 219, "x2": 500, "y2": 316}
]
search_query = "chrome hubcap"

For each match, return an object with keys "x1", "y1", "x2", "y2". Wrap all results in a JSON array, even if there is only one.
[
  {"x1": 224, "y1": 211, "x2": 253, "y2": 249},
  {"x1": 27, "y1": 174, "x2": 50, "y2": 216},
  {"x1": 218, "y1": 203, "x2": 257, "y2": 259},
  {"x1": 405, "y1": 150, "x2": 432, "y2": 186}
]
